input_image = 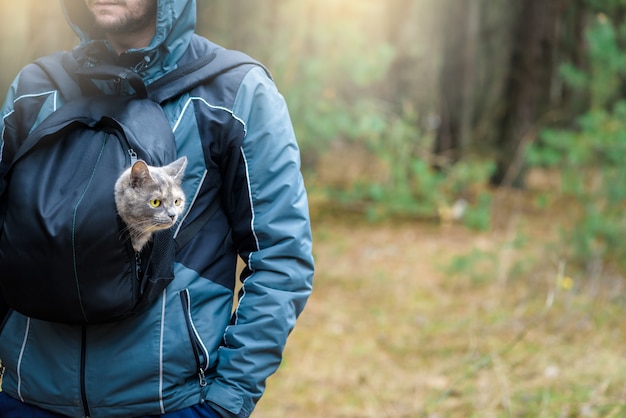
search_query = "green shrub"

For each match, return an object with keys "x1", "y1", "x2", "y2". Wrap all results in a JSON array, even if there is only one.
[{"x1": 528, "y1": 14, "x2": 626, "y2": 274}]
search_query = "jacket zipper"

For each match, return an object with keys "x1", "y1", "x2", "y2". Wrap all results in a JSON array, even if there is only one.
[
  {"x1": 80, "y1": 326, "x2": 91, "y2": 417},
  {"x1": 179, "y1": 289, "x2": 210, "y2": 392},
  {"x1": 135, "y1": 251, "x2": 142, "y2": 278},
  {"x1": 76, "y1": 142, "x2": 134, "y2": 418}
]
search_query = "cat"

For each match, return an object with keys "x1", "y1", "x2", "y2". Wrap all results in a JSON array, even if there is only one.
[{"x1": 114, "y1": 156, "x2": 187, "y2": 252}]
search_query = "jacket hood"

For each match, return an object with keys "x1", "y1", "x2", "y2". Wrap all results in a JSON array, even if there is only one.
[{"x1": 61, "y1": 0, "x2": 196, "y2": 83}]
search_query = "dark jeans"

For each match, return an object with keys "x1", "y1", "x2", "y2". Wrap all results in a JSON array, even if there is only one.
[{"x1": 0, "y1": 392, "x2": 221, "y2": 418}]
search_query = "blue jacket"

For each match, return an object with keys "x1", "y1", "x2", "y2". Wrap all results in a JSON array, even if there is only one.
[{"x1": 0, "y1": 1, "x2": 314, "y2": 417}]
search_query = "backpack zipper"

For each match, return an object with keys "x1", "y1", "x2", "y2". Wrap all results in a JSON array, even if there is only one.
[
  {"x1": 128, "y1": 148, "x2": 138, "y2": 165},
  {"x1": 179, "y1": 289, "x2": 210, "y2": 394}
]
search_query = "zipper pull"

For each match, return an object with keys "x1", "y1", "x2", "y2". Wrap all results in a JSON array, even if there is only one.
[
  {"x1": 198, "y1": 367, "x2": 208, "y2": 404},
  {"x1": 133, "y1": 55, "x2": 151, "y2": 73},
  {"x1": 128, "y1": 149, "x2": 138, "y2": 165},
  {"x1": 135, "y1": 251, "x2": 142, "y2": 276},
  {"x1": 198, "y1": 367, "x2": 207, "y2": 388}
]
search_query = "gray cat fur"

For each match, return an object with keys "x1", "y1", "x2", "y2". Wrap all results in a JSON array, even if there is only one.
[{"x1": 115, "y1": 156, "x2": 187, "y2": 252}]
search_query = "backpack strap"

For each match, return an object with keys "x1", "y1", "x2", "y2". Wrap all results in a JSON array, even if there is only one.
[
  {"x1": 148, "y1": 48, "x2": 271, "y2": 104},
  {"x1": 35, "y1": 53, "x2": 149, "y2": 100},
  {"x1": 34, "y1": 48, "x2": 269, "y2": 105},
  {"x1": 33, "y1": 52, "x2": 82, "y2": 101},
  {"x1": 76, "y1": 63, "x2": 149, "y2": 98}
]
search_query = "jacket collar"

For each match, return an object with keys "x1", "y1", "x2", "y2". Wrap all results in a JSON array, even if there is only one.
[{"x1": 61, "y1": 0, "x2": 196, "y2": 84}]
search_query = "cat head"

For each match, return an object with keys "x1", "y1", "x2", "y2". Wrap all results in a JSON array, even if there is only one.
[{"x1": 114, "y1": 156, "x2": 187, "y2": 251}]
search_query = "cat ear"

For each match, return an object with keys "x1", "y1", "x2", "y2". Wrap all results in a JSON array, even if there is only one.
[
  {"x1": 130, "y1": 160, "x2": 154, "y2": 188},
  {"x1": 166, "y1": 156, "x2": 187, "y2": 182}
]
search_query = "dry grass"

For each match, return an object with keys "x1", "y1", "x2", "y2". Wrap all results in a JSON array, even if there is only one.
[{"x1": 254, "y1": 195, "x2": 626, "y2": 417}]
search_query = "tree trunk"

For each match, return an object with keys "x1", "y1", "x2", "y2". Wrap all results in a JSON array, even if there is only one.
[
  {"x1": 491, "y1": 0, "x2": 558, "y2": 187},
  {"x1": 434, "y1": 0, "x2": 481, "y2": 166}
]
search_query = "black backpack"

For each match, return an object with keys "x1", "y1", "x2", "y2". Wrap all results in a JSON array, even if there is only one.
[{"x1": 0, "y1": 48, "x2": 265, "y2": 324}]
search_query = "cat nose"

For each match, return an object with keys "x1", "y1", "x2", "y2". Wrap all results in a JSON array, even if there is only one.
[{"x1": 169, "y1": 214, "x2": 176, "y2": 221}]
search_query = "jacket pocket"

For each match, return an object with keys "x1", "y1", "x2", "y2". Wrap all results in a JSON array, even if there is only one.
[{"x1": 179, "y1": 288, "x2": 210, "y2": 388}]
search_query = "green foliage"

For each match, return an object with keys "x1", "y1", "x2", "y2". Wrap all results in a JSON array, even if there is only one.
[
  {"x1": 559, "y1": 11, "x2": 626, "y2": 110},
  {"x1": 530, "y1": 77, "x2": 626, "y2": 274},
  {"x1": 269, "y1": 6, "x2": 395, "y2": 157},
  {"x1": 529, "y1": 9, "x2": 626, "y2": 274},
  {"x1": 558, "y1": 63, "x2": 588, "y2": 92},
  {"x1": 462, "y1": 192, "x2": 492, "y2": 231},
  {"x1": 325, "y1": 105, "x2": 496, "y2": 224},
  {"x1": 267, "y1": 5, "x2": 495, "y2": 224},
  {"x1": 585, "y1": 16, "x2": 626, "y2": 107},
  {"x1": 441, "y1": 229, "x2": 533, "y2": 287},
  {"x1": 443, "y1": 248, "x2": 496, "y2": 285},
  {"x1": 280, "y1": 45, "x2": 394, "y2": 162}
]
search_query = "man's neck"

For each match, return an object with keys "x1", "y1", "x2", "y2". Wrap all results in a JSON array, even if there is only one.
[{"x1": 106, "y1": 24, "x2": 156, "y2": 55}]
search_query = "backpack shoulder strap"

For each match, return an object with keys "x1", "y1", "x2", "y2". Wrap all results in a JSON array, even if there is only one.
[
  {"x1": 33, "y1": 51, "x2": 82, "y2": 101},
  {"x1": 148, "y1": 48, "x2": 271, "y2": 104},
  {"x1": 33, "y1": 48, "x2": 269, "y2": 105},
  {"x1": 36, "y1": 53, "x2": 149, "y2": 100}
]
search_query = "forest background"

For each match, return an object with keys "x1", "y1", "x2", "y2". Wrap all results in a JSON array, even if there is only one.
[{"x1": 1, "y1": 1, "x2": 626, "y2": 416}]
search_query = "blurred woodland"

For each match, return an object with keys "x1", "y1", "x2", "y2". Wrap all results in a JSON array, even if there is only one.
[
  {"x1": 1, "y1": 0, "x2": 625, "y2": 291},
  {"x1": 3, "y1": 2, "x2": 626, "y2": 416}
]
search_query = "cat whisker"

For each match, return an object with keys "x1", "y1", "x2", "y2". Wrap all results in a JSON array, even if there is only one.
[
  {"x1": 117, "y1": 223, "x2": 142, "y2": 244},
  {"x1": 131, "y1": 218, "x2": 175, "y2": 234}
]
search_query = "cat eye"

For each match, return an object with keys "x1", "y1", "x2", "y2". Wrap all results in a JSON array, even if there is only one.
[
  {"x1": 174, "y1": 199, "x2": 182, "y2": 206},
  {"x1": 149, "y1": 199, "x2": 162, "y2": 208}
]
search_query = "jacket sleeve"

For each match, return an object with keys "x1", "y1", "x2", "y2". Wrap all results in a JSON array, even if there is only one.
[
  {"x1": 0, "y1": 79, "x2": 19, "y2": 322},
  {"x1": 204, "y1": 67, "x2": 314, "y2": 417},
  {"x1": 0, "y1": 78, "x2": 18, "y2": 184}
]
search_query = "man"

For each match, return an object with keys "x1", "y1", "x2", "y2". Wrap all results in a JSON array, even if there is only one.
[{"x1": 0, "y1": 1, "x2": 314, "y2": 417}]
